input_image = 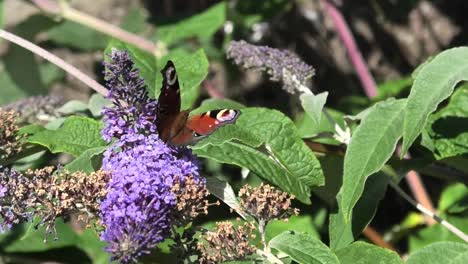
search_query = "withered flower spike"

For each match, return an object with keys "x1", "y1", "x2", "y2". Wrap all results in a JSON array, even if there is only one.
[
  {"x1": 0, "y1": 167, "x2": 110, "y2": 239},
  {"x1": 238, "y1": 183, "x2": 299, "y2": 249},
  {"x1": 171, "y1": 175, "x2": 211, "y2": 225},
  {"x1": 197, "y1": 221, "x2": 256, "y2": 264},
  {"x1": 0, "y1": 109, "x2": 24, "y2": 160}
]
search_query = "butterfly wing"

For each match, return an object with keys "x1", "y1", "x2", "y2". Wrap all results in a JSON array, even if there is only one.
[
  {"x1": 157, "y1": 61, "x2": 241, "y2": 146},
  {"x1": 157, "y1": 60, "x2": 183, "y2": 142},
  {"x1": 168, "y1": 109, "x2": 241, "y2": 146}
]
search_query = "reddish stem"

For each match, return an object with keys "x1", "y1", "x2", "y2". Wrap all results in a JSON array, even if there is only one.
[
  {"x1": 323, "y1": 1, "x2": 378, "y2": 97},
  {"x1": 363, "y1": 227, "x2": 398, "y2": 253}
]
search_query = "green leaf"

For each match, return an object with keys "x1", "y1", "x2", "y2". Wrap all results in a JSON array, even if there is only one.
[
  {"x1": 329, "y1": 172, "x2": 389, "y2": 250},
  {"x1": 193, "y1": 107, "x2": 324, "y2": 204},
  {"x1": 402, "y1": 47, "x2": 468, "y2": 155},
  {"x1": 2, "y1": 16, "x2": 56, "y2": 100},
  {"x1": 88, "y1": 93, "x2": 112, "y2": 117},
  {"x1": 335, "y1": 242, "x2": 402, "y2": 264},
  {"x1": 300, "y1": 92, "x2": 329, "y2": 127},
  {"x1": 312, "y1": 155, "x2": 344, "y2": 206},
  {"x1": 121, "y1": 6, "x2": 148, "y2": 33},
  {"x1": 340, "y1": 99, "x2": 406, "y2": 221},
  {"x1": 156, "y1": 2, "x2": 226, "y2": 45},
  {"x1": 105, "y1": 39, "x2": 158, "y2": 97},
  {"x1": 18, "y1": 124, "x2": 46, "y2": 135},
  {"x1": 375, "y1": 76, "x2": 412, "y2": 101},
  {"x1": 56, "y1": 100, "x2": 89, "y2": 115},
  {"x1": 295, "y1": 108, "x2": 344, "y2": 145},
  {"x1": 0, "y1": 221, "x2": 108, "y2": 264},
  {"x1": 76, "y1": 228, "x2": 109, "y2": 264},
  {"x1": 421, "y1": 85, "x2": 468, "y2": 159},
  {"x1": 190, "y1": 98, "x2": 246, "y2": 115},
  {"x1": 266, "y1": 215, "x2": 320, "y2": 242},
  {"x1": 205, "y1": 177, "x2": 251, "y2": 220},
  {"x1": 438, "y1": 183, "x2": 468, "y2": 213},
  {"x1": 1, "y1": 221, "x2": 80, "y2": 252},
  {"x1": 65, "y1": 146, "x2": 108, "y2": 173},
  {"x1": 269, "y1": 231, "x2": 339, "y2": 264},
  {"x1": 27, "y1": 116, "x2": 107, "y2": 157},
  {"x1": 406, "y1": 242, "x2": 468, "y2": 264},
  {"x1": 409, "y1": 216, "x2": 468, "y2": 251},
  {"x1": 158, "y1": 49, "x2": 209, "y2": 109},
  {"x1": 46, "y1": 21, "x2": 107, "y2": 50}
]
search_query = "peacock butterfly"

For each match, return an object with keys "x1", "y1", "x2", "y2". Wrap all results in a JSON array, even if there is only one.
[{"x1": 156, "y1": 60, "x2": 240, "y2": 146}]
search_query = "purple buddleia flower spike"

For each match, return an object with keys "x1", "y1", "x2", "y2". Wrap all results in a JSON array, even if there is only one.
[
  {"x1": 226, "y1": 40, "x2": 315, "y2": 94},
  {"x1": 101, "y1": 49, "x2": 159, "y2": 142},
  {"x1": 99, "y1": 49, "x2": 201, "y2": 263}
]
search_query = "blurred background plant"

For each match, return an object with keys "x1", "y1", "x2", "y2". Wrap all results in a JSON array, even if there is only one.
[{"x1": 0, "y1": 0, "x2": 467, "y2": 263}]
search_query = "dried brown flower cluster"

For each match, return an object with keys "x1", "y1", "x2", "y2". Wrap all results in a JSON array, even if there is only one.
[
  {"x1": 170, "y1": 175, "x2": 216, "y2": 263},
  {"x1": 197, "y1": 221, "x2": 257, "y2": 263},
  {"x1": 0, "y1": 167, "x2": 110, "y2": 239},
  {"x1": 171, "y1": 175, "x2": 215, "y2": 224},
  {"x1": 239, "y1": 183, "x2": 299, "y2": 224},
  {"x1": 0, "y1": 109, "x2": 24, "y2": 160}
]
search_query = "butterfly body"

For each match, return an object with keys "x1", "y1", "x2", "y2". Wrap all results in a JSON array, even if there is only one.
[{"x1": 156, "y1": 61, "x2": 240, "y2": 146}]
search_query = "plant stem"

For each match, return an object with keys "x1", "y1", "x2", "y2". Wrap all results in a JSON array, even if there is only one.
[
  {"x1": 389, "y1": 181, "x2": 468, "y2": 242},
  {"x1": 362, "y1": 227, "x2": 398, "y2": 252},
  {"x1": 30, "y1": 0, "x2": 166, "y2": 57},
  {"x1": 0, "y1": 29, "x2": 108, "y2": 96},
  {"x1": 259, "y1": 220, "x2": 268, "y2": 252}
]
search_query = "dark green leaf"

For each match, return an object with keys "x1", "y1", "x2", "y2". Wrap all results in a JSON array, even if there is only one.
[
  {"x1": 46, "y1": 21, "x2": 107, "y2": 50},
  {"x1": 329, "y1": 172, "x2": 389, "y2": 250},
  {"x1": 27, "y1": 116, "x2": 107, "y2": 157},
  {"x1": 1, "y1": 221, "x2": 80, "y2": 252},
  {"x1": 0, "y1": 221, "x2": 109, "y2": 263},
  {"x1": 335, "y1": 242, "x2": 402, "y2": 264},
  {"x1": 266, "y1": 215, "x2": 320, "y2": 242},
  {"x1": 402, "y1": 47, "x2": 468, "y2": 155},
  {"x1": 65, "y1": 146, "x2": 108, "y2": 173},
  {"x1": 406, "y1": 242, "x2": 468, "y2": 264},
  {"x1": 340, "y1": 99, "x2": 406, "y2": 221},
  {"x1": 2, "y1": 16, "x2": 56, "y2": 100},
  {"x1": 421, "y1": 86, "x2": 468, "y2": 159},
  {"x1": 269, "y1": 231, "x2": 339, "y2": 264},
  {"x1": 374, "y1": 76, "x2": 412, "y2": 101},
  {"x1": 156, "y1": 2, "x2": 226, "y2": 45}
]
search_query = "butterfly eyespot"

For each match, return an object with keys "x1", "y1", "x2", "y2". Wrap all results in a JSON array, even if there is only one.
[{"x1": 165, "y1": 67, "x2": 177, "y2": 85}]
